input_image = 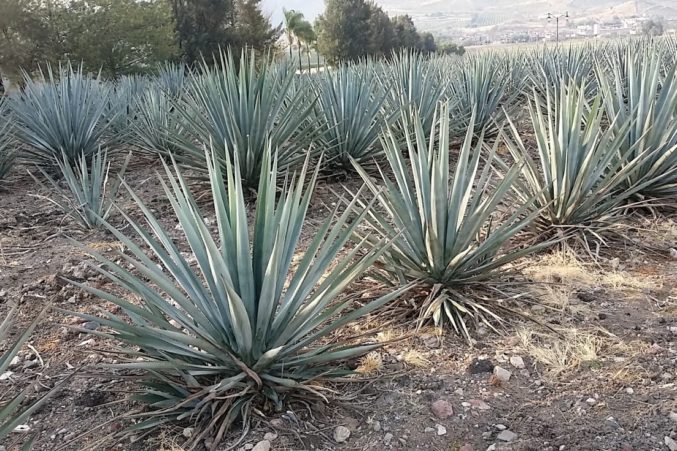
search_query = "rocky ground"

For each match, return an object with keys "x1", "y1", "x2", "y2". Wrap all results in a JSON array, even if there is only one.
[{"x1": 0, "y1": 157, "x2": 676, "y2": 451}]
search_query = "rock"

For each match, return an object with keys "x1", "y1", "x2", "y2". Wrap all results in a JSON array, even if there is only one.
[
  {"x1": 13, "y1": 425, "x2": 30, "y2": 433},
  {"x1": 669, "y1": 412, "x2": 677, "y2": 423},
  {"x1": 495, "y1": 424, "x2": 507, "y2": 430},
  {"x1": 620, "y1": 444, "x2": 633, "y2": 451},
  {"x1": 670, "y1": 248, "x2": 677, "y2": 260},
  {"x1": 666, "y1": 436, "x2": 677, "y2": 451},
  {"x1": 497, "y1": 430, "x2": 517, "y2": 442},
  {"x1": 182, "y1": 427, "x2": 193, "y2": 438},
  {"x1": 372, "y1": 420, "x2": 381, "y2": 432},
  {"x1": 493, "y1": 366, "x2": 512, "y2": 383},
  {"x1": 383, "y1": 433, "x2": 394, "y2": 444},
  {"x1": 468, "y1": 399, "x2": 491, "y2": 410},
  {"x1": 0, "y1": 371, "x2": 13, "y2": 381},
  {"x1": 598, "y1": 313, "x2": 608, "y2": 320},
  {"x1": 610, "y1": 257, "x2": 620, "y2": 269},
  {"x1": 251, "y1": 440, "x2": 270, "y2": 451},
  {"x1": 425, "y1": 427, "x2": 435, "y2": 433},
  {"x1": 459, "y1": 445, "x2": 475, "y2": 451},
  {"x1": 625, "y1": 387, "x2": 634, "y2": 395},
  {"x1": 436, "y1": 424, "x2": 447, "y2": 436},
  {"x1": 585, "y1": 398, "x2": 597, "y2": 405},
  {"x1": 509, "y1": 356, "x2": 525, "y2": 369},
  {"x1": 431, "y1": 399, "x2": 454, "y2": 418},
  {"x1": 334, "y1": 426, "x2": 351, "y2": 443},
  {"x1": 263, "y1": 432, "x2": 277, "y2": 442},
  {"x1": 468, "y1": 358, "x2": 495, "y2": 374},
  {"x1": 454, "y1": 388, "x2": 464, "y2": 396},
  {"x1": 270, "y1": 419, "x2": 283, "y2": 428},
  {"x1": 531, "y1": 304, "x2": 546, "y2": 314},
  {"x1": 9, "y1": 356, "x2": 20, "y2": 367},
  {"x1": 82, "y1": 321, "x2": 99, "y2": 331}
]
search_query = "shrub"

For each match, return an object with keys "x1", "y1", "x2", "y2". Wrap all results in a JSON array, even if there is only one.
[
  {"x1": 67, "y1": 147, "x2": 407, "y2": 448},
  {"x1": 11, "y1": 65, "x2": 117, "y2": 168},
  {"x1": 353, "y1": 103, "x2": 542, "y2": 336},
  {"x1": 36, "y1": 149, "x2": 130, "y2": 229}
]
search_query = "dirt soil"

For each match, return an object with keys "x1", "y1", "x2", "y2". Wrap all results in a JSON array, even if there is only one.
[{"x1": 0, "y1": 157, "x2": 676, "y2": 451}]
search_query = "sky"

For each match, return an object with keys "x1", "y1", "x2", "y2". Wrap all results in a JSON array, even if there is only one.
[{"x1": 261, "y1": 0, "x2": 325, "y2": 27}]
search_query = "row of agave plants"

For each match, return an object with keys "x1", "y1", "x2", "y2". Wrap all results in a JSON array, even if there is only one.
[{"x1": 1, "y1": 38, "x2": 676, "y2": 449}]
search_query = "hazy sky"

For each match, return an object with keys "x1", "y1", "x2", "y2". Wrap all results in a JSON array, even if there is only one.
[{"x1": 262, "y1": 0, "x2": 325, "y2": 26}]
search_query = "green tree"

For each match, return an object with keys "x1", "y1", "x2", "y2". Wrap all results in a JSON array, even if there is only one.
[
  {"x1": 367, "y1": 3, "x2": 396, "y2": 57},
  {"x1": 0, "y1": 0, "x2": 67, "y2": 82},
  {"x1": 235, "y1": 0, "x2": 281, "y2": 53},
  {"x1": 642, "y1": 19, "x2": 664, "y2": 37},
  {"x1": 392, "y1": 15, "x2": 422, "y2": 50},
  {"x1": 316, "y1": 0, "x2": 372, "y2": 64},
  {"x1": 66, "y1": 0, "x2": 178, "y2": 77},
  {"x1": 420, "y1": 32, "x2": 437, "y2": 54},
  {"x1": 438, "y1": 42, "x2": 465, "y2": 56},
  {"x1": 169, "y1": 0, "x2": 238, "y2": 65}
]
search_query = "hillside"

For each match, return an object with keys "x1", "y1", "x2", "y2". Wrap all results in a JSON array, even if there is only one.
[{"x1": 263, "y1": 0, "x2": 677, "y2": 33}]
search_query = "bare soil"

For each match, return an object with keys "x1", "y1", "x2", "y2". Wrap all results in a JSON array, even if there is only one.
[{"x1": 0, "y1": 158, "x2": 675, "y2": 451}]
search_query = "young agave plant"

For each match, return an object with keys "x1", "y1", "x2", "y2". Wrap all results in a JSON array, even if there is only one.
[
  {"x1": 10, "y1": 65, "x2": 116, "y2": 168},
  {"x1": 353, "y1": 103, "x2": 543, "y2": 337},
  {"x1": 0, "y1": 100, "x2": 16, "y2": 182},
  {"x1": 170, "y1": 50, "x2": 317, "y2": 189},
  {"x1": 155, "y1": 62, "x2": 186, "y2": 98},
  {"x1": 67, "y1": 147, "x2": 407, "y2": 449},
  {"x1": 502, "y1": 81, "x2": 652, "y2": 238},
  {"x1": 598, "y1": 50, "x2": 677, "y2": 200},
  {"x1": 36, "y1": 149, "x2": 130, "y2": 230},
  {"x1": 313, "y1": 65, "x2": 392, "y2": 170}
]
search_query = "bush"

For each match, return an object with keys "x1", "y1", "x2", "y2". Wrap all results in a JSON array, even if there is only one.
[
  {"x1": 67, "y1": 147, "x2": 407, "y2": 448},
  {"x1": 353, "y1": 103, "x2": 542, "y2": 336},
  {"x1": 11, "y1": 65, "x2": 117, "y2": 168}
]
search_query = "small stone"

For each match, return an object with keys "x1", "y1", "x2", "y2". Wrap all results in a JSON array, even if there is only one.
[
  {"x1": 531, "y1": 304, "x2": 546, "y2": 314},
  {"x1": 182, "y1": 427, "x2": 194, "y2": 438},
  {"x1": 468, "y1": 399, "x2": 491, "y2": 410},
  {"x1": 372, "y1": 420, "x2": 381, "y2": 432},
  {"x1": 425, "y1": 427, "x2": 435, "y2": 433},
  {"x1": 263, "y1": 432, "x2": 277, "y2": 442},
  {"x1": 251, "y1": 440, "x2": 270, "y2": 451},
  {"x1": 244, "y1": 445, "x2": 253, "y2": 450},
  {"x1": 436, "y1": 424, "x2": 447, "y2": 436},
  {"x1": 610, "y1": 257, "x2": 620, "y2": 269},
  {"x1": 467, "y1": 358, "x2": 495, "y2": 374},
  {"x1": 665, "y1": 436, "x2": 677, "y2": 451},
  {"x1": 459, "y1": 445, "x2": 475, "y2": 451},
  {"x1": 454, "y1": 388, "x2": 464, "y2": 396},
  {"x1": 509, "y1": 356, "x2": 525, "y2": 369},
  {"x1": 669, "y1": 248, "x2": 677, "y2": 260},
  {"x1": 669, "y1": 412, "x2": 677, "y2": 423},
  {"x1": 333, "y1": 426, "x2": 351, "y2": 443},
  {"x1": 495, "y1": 424, "x2": 507, "y2": 430},
  {"x1": 598, "y1": 313, "x2": 608, "y2": 320},
  {"x1": 9, "y1": 356, "x2": 20, "y2": 367},
  {"x1": 383, "y1": 433, "x2": 394, "y2": 444},
  {"x1": 497, "y1": 430, "x2": 517, "y2": 442},
  {"x1": 662, "y1": 373, "x2": 673, "y2": 381},
  {"x1": 625, "y1": 387, "x2": 634, "y2": 395},
  {"x1": 13, "y1": 425, "x2": 30, "y2": 433},
  {"x1": 82, "y1": 321, "x2": 99, "y2": 331},
  {"x1": 620, "y1": 444, "x2": 633, "y2": 451},
  {"x1": 57, "y1": 428, "x2": 68, "y2": 435},
  {"x1": 585, "y1": 398, "x2": 597, "y2": 405},
  {"x1": 270, "y1": 419, "x2": 283, "y2": 428},
  {"x1": 431, "y1": 399, "x2": 454, "y2": 418},
  {"x1": 493, "y1": 366, "x2": 512, "y2": 382},
  {"x1": 0, "y1": 371, "x2": 13, "y2": 381},
  {"x1": 77, "y1": 338, "x2": 96, "y2": 347}
]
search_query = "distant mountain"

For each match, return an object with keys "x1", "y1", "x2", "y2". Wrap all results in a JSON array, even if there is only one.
[{"x1": 262, "y1": 0, "x2": 677, "y2": 33}]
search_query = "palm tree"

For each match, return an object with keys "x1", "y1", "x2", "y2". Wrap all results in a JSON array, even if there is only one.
[
  {"x1": 295, "y1": 23, "x2": 316, "y2": 72},
  {"x1": 283, "y1": 9, "x2": 304, "y2": 60}
]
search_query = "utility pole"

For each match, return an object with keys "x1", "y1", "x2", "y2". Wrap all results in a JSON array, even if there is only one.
[{"x1": 547, "y1": 11, "x2": 569, "y2": 44}]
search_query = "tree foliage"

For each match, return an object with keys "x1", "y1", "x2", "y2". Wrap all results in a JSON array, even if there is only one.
[{"x1": 316, "y1": 0, "x2": 438, "y2": 64}]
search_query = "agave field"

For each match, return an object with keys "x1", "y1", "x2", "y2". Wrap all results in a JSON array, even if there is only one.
[{"x1": 0, "y1": 39, "x2": 676, "y2": 451}]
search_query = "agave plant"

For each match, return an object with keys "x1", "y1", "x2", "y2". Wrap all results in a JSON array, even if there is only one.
[
  {"x1": 378, "y1": 51, "x2": 452, "y2": 144},
  {"x1": 10, "y1": 65, "x2": 117, "y2": 168},
  {"x1": 66, "y1": 147, "x2": 407, "y2": 449},
  {"x1": 502, "y1": 81, "x2": 653, "y2": 238},
  {"x1": 156, "y1": 62, "x2": 186, "y2": 98},
  {"x1": 130, "y1": 86, "x2": 188, "y2": 156},
  {"x1": 352, "y1": 103, "x2": 543, "y2": 336},
  {"x1": 598, "y1": 50, "x2": 677, "y2": 199},
  {"x1": 313, "y1": 66, "x2": 392, "y2": 170},
  {"x1": 104, "y1": 75, "x2": 150, "y2": 141},
  {"x1": 0, "y1": 306, "x2": 61, "y2": 449},
  {"x1": 36, "y1": 148, "x2": 130, "y2": 229},
  {"x1": 170, "y1": 50, "x2": 317, "y2": 188},
  {"x1": 449, "y1": 53, "x2": 524, "y2": 137},
  {"x1": 0, "y1": 99, "x2": 16, "y2": 182}
]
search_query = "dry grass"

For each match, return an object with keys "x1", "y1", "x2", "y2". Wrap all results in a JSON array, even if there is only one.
[
  {"x1": 356, "y1": 351, "x2": 383, "y2": 375},
  {"x1": 515, "y1": 327, "x2": 605, "y2": 375}
]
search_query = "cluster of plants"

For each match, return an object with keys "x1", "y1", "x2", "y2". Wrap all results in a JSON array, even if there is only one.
[{"x1": 1, "y1": 38, "x2": 676, "y2": 449}]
